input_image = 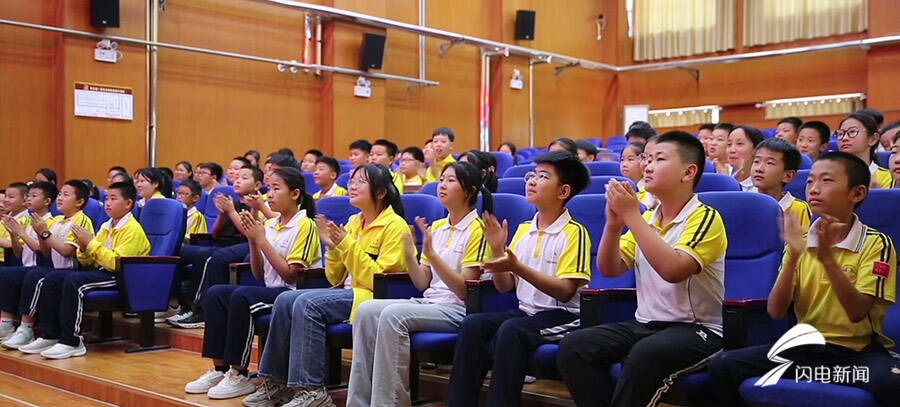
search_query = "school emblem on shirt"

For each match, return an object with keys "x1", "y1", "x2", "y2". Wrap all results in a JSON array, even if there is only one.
[
  {"x1": 454, "y1": 243, "x2": 465, "y2": 254},
  {"x1": 840, "y1": 266, "x2": 858, "y2": 283},
  {"x1": 873, "y1": 261, "x2": 891, "y2": 278},
  {"x1": 546, "y1": 250, "x2": 560, "y2": 266}
]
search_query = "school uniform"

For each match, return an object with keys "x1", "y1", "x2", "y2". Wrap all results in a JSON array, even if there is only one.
[
  {"x1": 312, "y1": 184, "x2": 347, "y2": 200},
  {"x1": 425, "y1": 154, "x2": 456, "y2": 183},
  {"x1": 391, "y1": 171, "x2": 405, "y2": 194},
  {"x1": 138, "y1": 191, "x2": 166, "y2": 207},
  {"x1": 709, "y1": 215, "x2": 898, "y2": 407},
  {"x1": 870, "y1": 162, "x2": 895, "y2": 189},
  {"x1": 0, "y1": 209, "x2": 30, "y2": 266},
  {"x1": 779, "y1": 191, "x2": 813, "y2": 231},
  {"x1": 558, "y1": 195, "x2": 728, "y2": 407},
  {"x1": 403, "y1": 174, "x2": 424, "y2": 188},
  {"x1": 185, "y1": 206, "x2": 208, "y2": 240},
  {"x1": 0, "y1": 212, "x2": 52, "y2": 315},
  {"x1": 448, "y1": 209, "x2": 591, "y2": 407}
]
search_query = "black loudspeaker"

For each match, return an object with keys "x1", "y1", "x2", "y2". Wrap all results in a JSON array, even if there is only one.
[
  {"x1": 360, "y1": 33, "x2": 386, "y2": 71},
  {"x1": 91, "y1": 0, "x2": 120, "y2": 28},
  {"x1": 515, "y1": 10, "x2": 535, "y2": 40}
]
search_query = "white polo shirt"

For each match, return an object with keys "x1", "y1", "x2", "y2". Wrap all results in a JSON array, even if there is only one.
[
  {"x1": 21, "y1": 212, "x2": 51, "y2": 267},
  {"x1": 262, "y1": 210, "x2": 322, "y2": 288},
  {"x1": 420, "y1": 210, "x2": 490, "y2": 305},
  {"x1": 509, "y1": 209, "x2": 591, "y2": 315},
  {"x1": 50, "y1": 210, "x2": 94, "y2": 269},
  {"x1": 620, "y1": 195, "x2": 728, "y2": 335}
]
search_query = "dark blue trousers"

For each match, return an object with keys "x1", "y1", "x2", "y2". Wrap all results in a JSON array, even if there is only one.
[
  {"x1": 202, "y1": 284, "x2": 288, "y2": 368},
  {"x1": 179, "y1": 243, "x2": 250, "y2": 306},
  {"x1": 0, "y1": 266, "x2": 46, "y2": 314},
  {"x1": 55, "y1": 270, "x2": 116, "y2": 346}
]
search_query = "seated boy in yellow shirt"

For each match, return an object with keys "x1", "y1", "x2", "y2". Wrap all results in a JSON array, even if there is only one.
[{"x1": 751, "y1": 138, "x2": 813, "y2": 231}]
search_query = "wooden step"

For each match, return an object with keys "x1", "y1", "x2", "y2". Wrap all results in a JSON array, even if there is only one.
[{"x1": 0, "y1": 371, "x2": 115, "y2": 407}]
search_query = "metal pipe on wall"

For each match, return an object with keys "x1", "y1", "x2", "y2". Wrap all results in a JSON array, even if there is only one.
[
  {"x1": 479, "y1": 51, "x2": 491, "y2": 151},
  {"x1": 147, "y1": 0, "x2": 159, "y2": 167},
  {"x1": 418, "y1": 0, "x2": 426, "y2": 81}
]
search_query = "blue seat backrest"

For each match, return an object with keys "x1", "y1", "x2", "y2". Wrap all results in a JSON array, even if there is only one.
[
  {"x1": 50, "y1": 200, "x2": 62, "y2": 216},
  {"x1": 785, "y1": 169, "x2": 810, "y2": 201},
  {"x1": 419, "y1": 182, "x2": 438, "y2": 196},
  {"x1": 519, "y1": 147, "x2": 541, "y2": 157},
  {"x1": 875, "y1": 151, "x2": 891, "y2": 168},
  {"x1": 173, "y1": 179, "x2": 182, "y2": 191},
  {"x1": 856, "y1": 189, "x2": 900, "y2": 246},
  {"x1": 317, "y1": 196, "x2": 361, "y2": 226},
  {"x1": 699, "y1": 192, "x2": 784, "y2": 300},
  {"x1": 82, "y1": 198, "x2": 109, "y2": 233},
  {"x1": 139, "y1": 198, "x2": 186, "y2": 256},
  {"x1": 799, "y1": 154, "x2": 813, "y2": 170},
  {"x1": 585, "y1": 138, "x2": 603, "y2": 148},
  {"x1": 566, "y1": 194, "x2": 635, "y2": 289},
  {"x1": 585, "y1": 161, "x2": 622, "y2": 176},
  {"x1": 491, "y1": 152, "x2": 515, "y2": 178},
  {"x1": 696, "y1": 173, "x2": 742, "y2": 193},
  {"x1": 303, "y1": 171, "x2": 321, "y2": 195},
  {"x1": 761, "y1": 128, "x2": 776, "y2": 139},
  {"x1": 196, "y1": 190, "x2": 209, "y2": 214},
  {"x1": 503, "y1": 164, "x2": 537, "y2": 179},
  {"x1": 704, "y1": 160, "x2": 715, "y2": 173},
  {"x1": 827, "y1": 139, "x2": 839, "y2": 152},
  {"x1": 497, "y1": 178, "x2": 526, "y2": 195},
  {"x1": 884, "y1": 303, "x2": 900, "y2": 346},
  {"x1": 400, "y1": 194, "x2": 446, "y2": 245},
  {"x1": 488, "y1": 193, "x2": 536, "y2": 245},
  {"x1": 605, "y1": 135, "x2": 627, "y2": 148},
  {"x1": 582, "y1": 176, "x2": 636, "y2": 195},
  {"x1": 337, "y1": 160, "x2": 353, "y2": 174},
  {"x1": 337, "y1": 172, "x2": 351, "y2": 189},
  {"x1": 97, "y1": 188, "x2": 107, "y2": 202}
]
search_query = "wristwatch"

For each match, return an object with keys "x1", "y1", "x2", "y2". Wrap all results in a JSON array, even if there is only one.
[{"x1": 39, "y1": 230, "x2": 52, "y2": 240}]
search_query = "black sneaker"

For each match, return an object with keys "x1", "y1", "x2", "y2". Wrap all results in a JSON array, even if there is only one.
[
  {"x1": 166, "y1": 306, "x2": 193, "y2": 325},
  {"x1": 170, "y1": 312, "x2": 204, "y2": 329}
]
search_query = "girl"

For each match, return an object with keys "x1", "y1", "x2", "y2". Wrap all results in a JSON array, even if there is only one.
[
  {"x1": 134, "y1": 168, "x2": 171, "y2": 206},
  {"x1": 459, "y1": 150, "x2": 499, "y2": 193},
  {"x1": 175, "y1": 161, "x2": 194, "y2": 181},
  {"x1": 620, "y1": 141, "x2": 656, "y2": 208},
  {"x1": 499, "y1": 141, "x2": 518, "y2": 166},
  {"x1": 347, "y1": 162, "x2": 491, "y2": 407},
  {"x1": 245, "y1": 150, "x2": 261, "y2": 168},
  {"x1": 726, "y1": 125, "x2": 764, "y2": 191},
  {"x1": 185, "y1": 167, "x2": 321, "y2": 400},
  {"x1": 775, "y1": 117, "x2": 802, "y2": 144},
  {"x1": 243, "y1": 164, "x2": 409, "y2": 407},
  {"x1": 836, "y1": 113, "x2": 895, "y2": 189}
]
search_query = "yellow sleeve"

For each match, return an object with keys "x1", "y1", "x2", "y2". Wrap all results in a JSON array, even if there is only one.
[
  {"x1": 855, "y1": 232, "x2": 897, "y2": 304},
  {"x1": 508, "y1": 223, "x2": 531, "y2": 257},
  {"x1": 788, "y1": 200, "x2": 812, "y2": 232},
  {"x1": 873, "y1": 168, "x2": 895, "y2": 189},
  {"x1": 556, "y1": 223, "x2": 591, "y2": 280},
  {"x1": 335, "y1": 186, "x2": 348, "y2": 196},
  {"x1": 460, "y1": 221, "x2": 491, "y2": 268},
  {"x1": 286, "y1": 218, "x2": 321, "y2": 267},
  {"x1": 619, "y1": 211, "x2": 656, "y2": 269},
  {"x1": 65, "y1": 214, "x2": 95, "y2": 248},
  {"x1": 392, "y1": 172, "x2": 405, "y2": 194},
  {"x1": 333, "y1": 218, "x2": 408, "y2": 291},
  {"x1": 776, "y1": 247, "x2": 800, "y2": 300},
  {"x1": 312, "y1": 191, "x2": 321, "y2": 200},
  {"x1": 189, "y1": 211, "x2": 207, "y2": 235},
  {"x1": 83, "y1": 222, "x2": 151, "y2": 271},
  {"x1": 674, "y1": 206, "x2": 728, "y2": 269}
]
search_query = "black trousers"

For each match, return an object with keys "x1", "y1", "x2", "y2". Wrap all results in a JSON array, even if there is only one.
[
  {"x1": 201, "y1": 284, "x2": 288, "y2": 368},
  {"x1": 58, "y1": 270, "x2": 117, "y2": 346},
  {"x1": 178, "y1": 243, "x2": 250, "y2": 307},
  {"x1": 0, "y1": 266, "x2": 45, "y2": 314},
  {"x1": 557, "y1": 320, "x2": 723, "y2": 407},
  {"x1": 447, "y1": 308, "x2": 580, "y2": 407},
  {"x1": 708, "y1": 340, "x2": 900, "y2": 407}
]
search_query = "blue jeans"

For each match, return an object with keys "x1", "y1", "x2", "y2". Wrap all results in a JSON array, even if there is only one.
[{"x1": 257, "y1": 288, "x2": 353, "y2": 387}]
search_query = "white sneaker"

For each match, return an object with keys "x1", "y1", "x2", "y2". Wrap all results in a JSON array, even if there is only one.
[
  {"x1": 242, "y1": 380, "x2": 294, "y2": 407},
  {"x1": 281, "y1": 387, "x2": 335, "y2": 407},
  {"x1": 18, "y1": 337, "x2": 58, "y2": 354},
  {"x1": 1, "y1": 326, "x2": 34, "y2": 349},
  {"x1": 40, "y1": 342, "x2": 87, "y2": 360},
  {"x1": 207, "y1": 368, "x2": 256, "y2": 399},
  {"x1": 0, "y1": 324, "x2": 14, "y2": 341},
  {"x1": 166, "y1": 308, "x2": 193, "y2": 324},
  {"x1": 185, "y1": 368, "x2": 225, "y2": 394},
  {"x1": 154, "y1": 311, "x2": 174, "y2": 323}
]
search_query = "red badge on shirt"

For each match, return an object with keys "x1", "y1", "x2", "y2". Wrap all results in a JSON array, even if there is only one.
[{"x1": 873, "y1": 261, "x2": 891, "y2": 278}]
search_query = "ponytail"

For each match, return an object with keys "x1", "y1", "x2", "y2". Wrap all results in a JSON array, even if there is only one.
[
  {"x1": 274, "y1": 167, "x2": 317, "y2": 217},
  {"x1": 353, "y1": 164, "x2": 405, "y2": 218},
  {"x1": 462, "y1": 150, "x2": 499, "y2": 193}
]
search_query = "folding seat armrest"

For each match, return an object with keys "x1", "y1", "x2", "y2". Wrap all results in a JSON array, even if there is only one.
[
  {"x1": 722, "y1": 298, "x2": 789, "y2": 350},
  {"x1": 115, "y1": 256, "x2": 181, "y2": 312},
  {"x1": 296, "y1": 267, "x2": 332, "y2": 289},
  {"x1": 374, "y1": 273, "x2": 422, "y2": 300},
  {"x1": 580, "y1": 288, "x2": 637, "y2": 328},
  {"x1": 465, "y1": 279, "x2": 518, "y2": 315},
  {"x1": 188, "y1": 233, "x2": 215, "y2": 246},
  {"x1": 229, "y1": 262, "x2": 251, "y2": 285}
]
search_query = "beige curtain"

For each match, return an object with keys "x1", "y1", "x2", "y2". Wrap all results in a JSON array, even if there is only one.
[
  {"x1": 764, "y1": 98, "x2": 864, "y2": 119},
  {"x1": 633, "y1": 0, "x2": 736, "y2": 61},
  {"x1": 650, "y1": 108, "x2": 718, "y2": 128},
  {"x1": 744, "y1": 0, "x2": 868, "y2": 47}
]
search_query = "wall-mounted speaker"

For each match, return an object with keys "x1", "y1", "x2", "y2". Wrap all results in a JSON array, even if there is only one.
[
  {"x1": 360, "y1": 33, "x2": 386, "y2": 71},
  {"x1": 515, "y1": 10, "x2": 535, "y2": 40},
  {"x1": 91, "y1": 0, "x2": 120, "y2": 28}
]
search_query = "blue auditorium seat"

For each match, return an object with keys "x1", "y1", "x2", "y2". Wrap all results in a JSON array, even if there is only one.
[
  {"x1": 191, "y1": 186, "x2": 239, "y2": 245},
  {"x1": 195, "y1": 189, "x2": 209, "y2": 214},
  {"x1": 337, "y1": 173, "x2": 350, "y2": 189},
  {"x1": 705, "y1": 160, "x2": 715, "y2": 173},
  {"x1": 82, "y1": 198, "x2": 109, "y2": 233},
  {"x1": 401, "y1": 194, "x2": 446, "y2": 248},
  {"x1": 503, "y1": 164, "x2": 537, "y2": 179},
  {"x1": 761, "y1": 128, "x2": 777, "y2": 138},
  {"x1": 490, "y1": 193, "x2": 536, "y2": 245},
  {"x1": 585, "y1": 161, "x2": 622, "y2": 176},
  {"x1": 50, "y1": 200, "x2": 61, "y2": 216},
  {"x1": 97, "y1": 188, "x2": 107, "y2": 202},
  {"x1": 785, "y1": 169, "x2": 810, "y2": 201},
  {"x1": 827, "y1": 139, "x2": 839, "y2": 152},
  {"x1": 585, "y1": 137, "x2": 603, "y2": 147},
  {"x1": 83, "y1": 198, "x2": 185, "y2": 353},
  {"x1": 491, "y1": 151, "x2": 515, "y2": 179},
  {"x1": 303, "y1": 171, "x2": 321, "y2": 195},
  {"x1": 695, "y1": 173, "x2": 741, "y2": 193},
  {"x1": 581, "y1": 176, "x2": 636, "y2": 195},
  {"x1": 317, "y1": 196, "x2": 360, "y2": 226},
  {"x1": 605, "y1": 135, "x2": 627, "y2": 151},
  {"x1": 419, "y1": 182, "x2": 438, "y2": 196},
  {"x1": 497, "y1": 178, "x2": 526, "y2": 195},
  {"x1": 856, "y1": 189, "x2": 900, "y2": 243},
  {"x1": 172, "y1": 179, "x2": 182, "y2": 192},
  {"x1": 799, "y1": 154, "x2": 814, "y2": 170},
  {"x1": 337, "y1": 159, "x2": 353, "y2": 174},
  {"x1": 875, "y1": 151, "x2": 891, "y2": 168}
]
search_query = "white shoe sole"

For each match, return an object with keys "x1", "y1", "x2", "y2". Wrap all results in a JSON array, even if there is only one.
[
  {"x1": 170, "y1": 321, "x2": 204, "y2": 329},
  {"x1": 19, "y1": 344, "x2": 55, "y2": 354},
  {"x1": 41, "y1": 347, "x2": 87, "y2": 360},
  {"x1": 2, "y1": 339, "x2": 31, "y2": 350},
  {"x1": 208, "y1": 384, "x2": 256, "y2": 400}
]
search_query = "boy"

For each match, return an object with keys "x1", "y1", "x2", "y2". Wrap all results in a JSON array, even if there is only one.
[
  {"x1": 448, "y1": 151, "x2": 592, "y2": 407},
  {"x1": 709, "y1": 122, "x2": 735, "y2": 173},
  {"x1": 752, "y1": 138, "x2": 813, "y2": 231},
  {"x1": 575, "y1": 139, "x2": 599, "y2": 163},
  {"x1": 698, "y1": 123, "x2": 715, "y2": 157},
  {"x1": 709, "y1": 152, "x2": 899, "y2": 407},
  {"x1": 796, "y1": 121, "x2": 831, "y2": 160},
  {"x1": 558, "y1": 131, "x2": 728, "y2": 407},
  {"x1": 0, "y1": 182, "x2": 58, "y2": 348},
  {"x1": 13, "y1": 180, "x2": 95, "y2": 353},
  {"x1": 891, "y1": 133, "x2": 900, "y2": 186},
  {"x1": 312, "y1": 156, "x2": 347, "y2": 200},
  {"x1": 349, "y1": 139, "x2": 372, "y2": 170},
  {"x1": 625, "y1": 121, "x2": 656, "y2": 144},
  {"x1": 37, "y1": 181, "x2": 150, "y2": 359},
  {"x1": 368, "y1": 138, "x2": 405, "y2": 193},
  {"x1": 426, "y1": 127, "x2": 456, "y2": 183},
  {"x1": 423, "y1": 139, "x2": 435, "y2": 163},
  {"x1": 878, "y1": 122, "x2": 899, "y2": 152},
  {"x1": 775, "y1": 117, "x2": 803, "y2": 144},
  {"x1": 177, "y1": 179, "x2": 208, "y2": 242},
  {"x1": 196, "y1": 162, "x2": 223, "y2": 193},
  {"x1": 0, "y1": 183, "x2": 31, "y2": 268},
  {"x1": 399, "y1": 146, "x2": 426, "y2": 188},
  {"x1": 302, "y1": 149, "x2": 323, "y2": 173}
]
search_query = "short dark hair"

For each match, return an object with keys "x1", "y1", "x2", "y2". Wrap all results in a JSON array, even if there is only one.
[
  {"x1": 64, "y1": 179, "x2": 92, "y2": 210},
  {"x1": 432, "y1": 127, "x2": 455, "y2": 142},
  {"x1": 548, "y1": 137, "x2": 578, "y2": 155},
  {"x1": 108, "y1": 181, "x2": 138, "y2": 209},
  {"x1": 855, "y1": 108, "x2": 884, "y2": 127},
  {"x1": 624, "y1": 141, "x2": 646, "y2": 155},
  {"x1": 879, "y1": 121, "x2": 900, "y2": 137},
  {"x1": 35, "y1": 168, "x2": 58, "y2": 186},
  {"x1": 777, "y1": 117, "x2": 803, "y2": 131},
  {"x1": 532, "y1": 150, "x2": 590, "y2": 203},
  {"x1": 6, "y1": 182, "x2": 28, "y2": 199},
  {"x1": 305, "y1": 149, "x2": 324, "y2": 158},
  {"x1": 108, "y1": 166, "x2": 128, "y2": 174},
  {"x1": 316, "y1": 156, "x2": 341, "y2": 174},
  {"x1": 349, "y1": 139, "x2": 372, "y2": 153},
  {"x1": 231, "y1": 157, "x2": 253, "y2": 168},
  {"x1": 277, "y1": 148, "x2": 295, "y2": 157},
  {"x1": 198, "y1": 162, "x2": 224, "y2": 179},
  {"x1": 799, "y1": 121, "x2": 831, "y2": 146},
  {"x1": 732, "y1": 125, "x2": 764, "y2": 147},
  {"x1": 698, "y1": 123, "x2": 715, "y2": 132},
  {"x1": 268, "y1": 153, "x2": 301, "y2": 170},
  {"x1": 240, "y1": 166, "x2": 265, "y2": 184},
  {"x1": 655, "y1": 131, "x2": 706, "y2": 188},
  {"x1": 756, "y1": 138, "x2": 802, "y2": 172},
  {"x1": 816, "y1": 152, "x2": 870, "y2": 207},
  {"x1": 575, "y1": 139, "x2": 599, "y2": 156},
  {"x1": 714, "y1": 123, "x2": 735, "y2": 133},
  {"x1": 373, "y1": 139, "x2": 399, "y2": 158},
  {"x1": 401, "y1": 146, "x2": 425, "y2": 163},
  {"x1": 179, "y1": 179, "x2": 202, "y2": 196},
  {"x1": 625, "y1": 121, "x2": 657, "y2": 142},
  {"x1": 29, "y1": 181, "x2": 59, "y2": 202},
  {"x1": 158, "y1": 167, "x2": 174, "y2": 182},
  {"x1": 244, "y1": 150, "x2": 261, "y2": 163}
]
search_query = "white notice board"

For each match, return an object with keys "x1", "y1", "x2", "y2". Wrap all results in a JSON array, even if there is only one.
[{"x1": 74, "y1": 82, "x2": 133, "y2": 120}]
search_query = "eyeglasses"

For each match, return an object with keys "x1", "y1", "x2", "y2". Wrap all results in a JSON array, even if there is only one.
[
  {"x1": 196, "y1": 171, "x2": 212, "y2": 176},
  {"x1": 833, "y1": 129, "x2": 862, "y2": 139},
  {"x1": 524, "y1": 171, "x2": 552, "y2": 184},
  {"x1": 175, "y1": 191, "x2": 193, "y2": 198},
  {"x1": 348, "y1": 178, "x2": 369, "y2": 188}
]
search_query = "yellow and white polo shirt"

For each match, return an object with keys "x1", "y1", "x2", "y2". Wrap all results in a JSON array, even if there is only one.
[
  {"x1": 262, "y1": 209, "x2": 322, "y2": 288},
  {"x1": 420, "y1": 210, "x2": 491, "y2": 305}
]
